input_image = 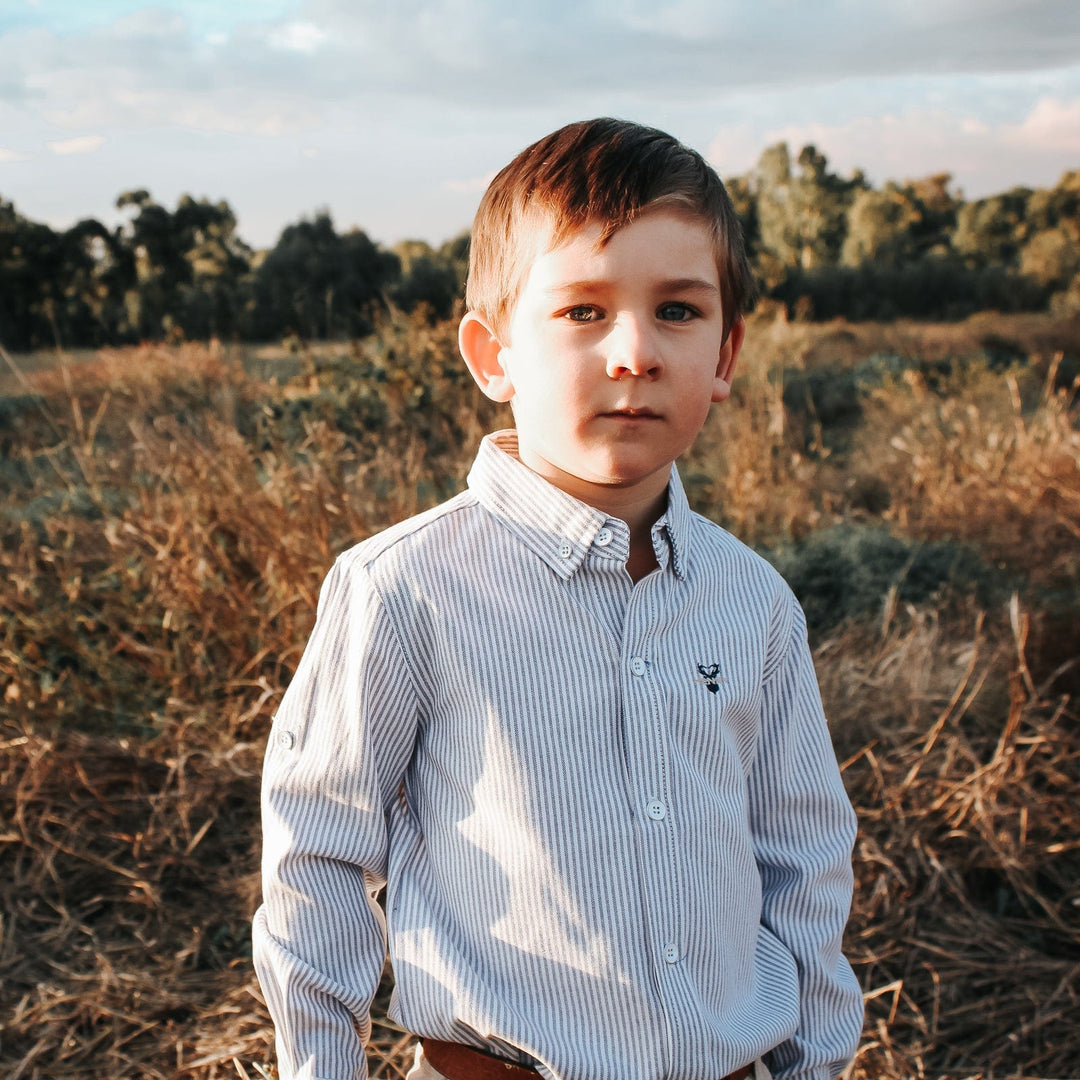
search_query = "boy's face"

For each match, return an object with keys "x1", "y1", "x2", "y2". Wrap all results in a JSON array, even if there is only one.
[{"x1": 460, "y1": 208, "x2": 743, "y2": 515}]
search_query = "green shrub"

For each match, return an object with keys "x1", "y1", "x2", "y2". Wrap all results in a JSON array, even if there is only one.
[{"x1": 765, "y1": 524, "x2": 1001, "y2": 635}]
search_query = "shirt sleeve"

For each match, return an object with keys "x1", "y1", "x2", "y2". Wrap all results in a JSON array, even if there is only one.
[
  {"x1": 252, "y1": 555, "x2": 421, "y2": 1080},
  {"x1": 748, "y1": 591, "x2": 864, "y2": 1080}
]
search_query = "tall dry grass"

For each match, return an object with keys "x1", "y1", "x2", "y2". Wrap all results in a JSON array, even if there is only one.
[
  {"x1": 862, "y1": 356, "x2": 1080, "y2": 576},
  {"x1": 1, "y1": 310, "x2": 1077, "y2": 1078}
]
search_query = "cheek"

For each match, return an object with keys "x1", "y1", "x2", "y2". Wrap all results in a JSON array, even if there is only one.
[{"x1": 676, "y1": 387, "x2": 716, "y2": 435}]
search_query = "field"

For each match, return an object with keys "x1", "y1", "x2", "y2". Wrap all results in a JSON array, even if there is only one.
[{"x1": 1, "y1": 307, "x2": 1078, "y2": 1079}]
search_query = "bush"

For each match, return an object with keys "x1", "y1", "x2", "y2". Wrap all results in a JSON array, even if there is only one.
[{"x1": 765, "y1": 524, "x2": 1000, "y2": 635}]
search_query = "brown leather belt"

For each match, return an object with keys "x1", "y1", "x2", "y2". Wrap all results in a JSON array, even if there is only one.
[{"x1": 422, "y1": 1038, "x2": 753, "y2": 1080}]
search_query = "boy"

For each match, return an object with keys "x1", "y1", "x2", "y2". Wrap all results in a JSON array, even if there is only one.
[{"x1": 253, "y1": 118, "x2": 863, "y2": 1080}]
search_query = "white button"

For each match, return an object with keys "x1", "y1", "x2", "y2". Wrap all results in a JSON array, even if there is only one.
[
  {"x1": 558, "y1": 541, "x2": 573, "y2": 559},
  {"x1": 663, "y1": 944, "x2": 679, "y2": 964},
  {"x1": 277, "y1": 730, "x2": 296, "y2": 750},
  {"x1": 595, "y1": 527, "x2": 613, "y2": 547},
  {"x1": 646, "y1": 799, "x2": 666, "y2": 820},
  {"x1": 630, "y1": 656, "x2": 647, "y2": 677}
]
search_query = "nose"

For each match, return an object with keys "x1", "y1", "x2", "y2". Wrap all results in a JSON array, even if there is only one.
[{"x1": 605, "y1": 314, "x2": 662, "y2": 379}]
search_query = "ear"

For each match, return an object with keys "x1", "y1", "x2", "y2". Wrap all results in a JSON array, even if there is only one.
[
  {"x1": 711, "y1": 316, "x2": 745, "y2": 403},
  {"x1": 459, "y1": 311, "x2": 515, "y2": 403}
]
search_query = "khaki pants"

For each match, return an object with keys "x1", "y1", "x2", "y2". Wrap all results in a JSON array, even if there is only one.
[{"x1": 406, "y1": 1044, "x2": 773, "y2": 1080}]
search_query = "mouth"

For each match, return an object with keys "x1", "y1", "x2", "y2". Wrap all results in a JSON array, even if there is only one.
[{"x1": 599, "y1": 407, "x2": 661, "y2": 420}]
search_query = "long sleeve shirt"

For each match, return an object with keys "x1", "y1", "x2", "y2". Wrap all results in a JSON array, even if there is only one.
[{"x1": 252, "y1": 430, "x2": 863, "y2": 1080}]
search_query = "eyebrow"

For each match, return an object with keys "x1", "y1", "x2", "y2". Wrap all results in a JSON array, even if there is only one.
[{"x1": 545, "y1": 277, "x2": 720, "y2": 297}]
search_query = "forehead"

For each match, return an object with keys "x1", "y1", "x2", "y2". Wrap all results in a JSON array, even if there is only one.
[{"x1": 515, "y1": 208, "x2": 720, "y2": 293}]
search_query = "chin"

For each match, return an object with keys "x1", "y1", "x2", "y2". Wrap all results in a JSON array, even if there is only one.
[{"x1": 592, "y1": 463, "x2": 666, "y2": 487}]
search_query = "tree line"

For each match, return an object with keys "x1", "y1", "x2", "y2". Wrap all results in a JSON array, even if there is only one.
[
  {"x1": 2, "y1": 145, "x2": 1078, "y2": 351},
  {"x1": 731, "y1": 145, "x2": 1079, "y2": 321}
]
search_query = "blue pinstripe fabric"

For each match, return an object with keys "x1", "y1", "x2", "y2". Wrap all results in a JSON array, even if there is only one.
[{"x1": 253, "y1": 430, "x2": 862, "y2": 1080}]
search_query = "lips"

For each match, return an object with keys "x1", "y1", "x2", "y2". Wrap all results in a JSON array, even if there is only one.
[{"x1": 600, "y1": 407, "x2": 661, "y2": 419}]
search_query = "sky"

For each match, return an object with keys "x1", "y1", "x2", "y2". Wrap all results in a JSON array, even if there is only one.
[{"x1": 1, "y1": 0, "x2": 1080, "y2": 250}]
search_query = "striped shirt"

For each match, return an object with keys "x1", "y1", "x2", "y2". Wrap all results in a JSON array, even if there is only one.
[{"x1": 253, "y1": 430, "x2": 862, "y2": 1080}]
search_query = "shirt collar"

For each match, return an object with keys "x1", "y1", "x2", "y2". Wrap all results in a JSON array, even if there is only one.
[
  {"x1": 467, "y1": 430, "x2": 691, "y2": 581},
  {"x1": 652, "y1": 470, "x2": 691, "y2": 580}
]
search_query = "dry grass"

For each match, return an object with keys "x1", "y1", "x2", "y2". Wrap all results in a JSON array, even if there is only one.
[
  {"x1": 1, "y1": 311, "x2": 1077, "y2": 1078},
  {"x1": 862, "y1": 357, "x2": 1080, "y2": 579},
  {"x1": 825, "y1": 601, "x2": 1079, "y2": 1079},
  {"x1": 686, "y1": 313, "x2": 835, "y2": 545}
]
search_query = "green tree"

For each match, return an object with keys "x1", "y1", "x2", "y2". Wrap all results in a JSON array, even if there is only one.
[
  {"x1": 724, "y1": 174, "x2": 760, "y2": 264},
  {"x1": 389, "y1": 234, "x2": 467, "y2": 321},
  {"x1": 1021, "y1": 170, "x2": 1080, "y2": 297},
  {"x1": 1020, "y1": 227, "x2": 1080, "y2": 291},
  {"x1": 249, "y1": 212, "x2": 400, "y2": 340},
  {"x1": 952, "y1": 187, "x2": 1033, "y2": 267},
  {"x1": 0, "y1": 199, "x2": 129, "y2": 350},
  {"x1": 841, "y1": 174, "x2": 960, "y2": 268},
  {"x1": 905, "y1": 173, "x2": 960, "y2": 257},
  {"x1": 116, "y1": 190, "x2": 251, "y2": 340},
  {"x1": 754, "y1": 143, "x2": 861, "y2": 275},
  {"x1": 840, "y1": 185, "x2": 921, "y2": 267},
  {"x1": 55, "y1": 218, "x2": 132, "y2": 345}
]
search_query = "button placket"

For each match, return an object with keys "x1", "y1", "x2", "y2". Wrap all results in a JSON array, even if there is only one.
[
  {"x1": 622, "y1": 593, "x2": 683, "y2": 987},
  {"x1": 617, "y1": 587, "x2": 682, "y2": 989}
]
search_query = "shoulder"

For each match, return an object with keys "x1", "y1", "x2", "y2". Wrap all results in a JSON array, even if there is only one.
[
  {"x1": 335, "y1": 489, "x2": 481, "y2": 577},
  {"x1": 309, "y1": 491, "x2": 485, "y2": 667},
  {"x1": 328, "y1": 488, "x2": 509, "y2": 619},
  {"x1": 689, "y1": 512, "x2": 792, "y2": 600}
]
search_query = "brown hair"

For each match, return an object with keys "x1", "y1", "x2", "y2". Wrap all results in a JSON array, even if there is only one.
[{"x1": 466, "y1": 118, "x2": 754, "y2": 342}]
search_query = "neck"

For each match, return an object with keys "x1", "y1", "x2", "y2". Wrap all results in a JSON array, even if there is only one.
[
  {"x1": 602, "y1": 486, "x2": 667, "y2": 583},
  {"x1": 593, "y1": 484, "x2": 668, "y2": 539},
  {"x1": 625, "y1": 526, "x2": 660, "y2": 582},
  {"x1": 501, "y1": 432, "x2": 671, "y2": 580}
]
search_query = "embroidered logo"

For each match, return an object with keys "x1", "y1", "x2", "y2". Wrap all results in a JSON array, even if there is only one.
[{"x1": 696, "y1": 663, "x2": 724, "y2": 694}]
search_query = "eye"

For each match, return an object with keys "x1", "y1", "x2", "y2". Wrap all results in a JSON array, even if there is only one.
[
  {"x1": 657, "y1": 302, "x2": 697, "y2": 322},
  {"x1": 563, "y1": 305, "x2": 603, "y2": 323}
]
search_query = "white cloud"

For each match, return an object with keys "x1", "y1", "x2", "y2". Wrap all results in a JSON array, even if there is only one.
[
  {"x1": 165, "y1": 94, "x2": 318, "y2": 137},
  {"x1": 705, "y1": 124, "x2": 771, "y2": 181},
  {"x1": 268, "y1": 21, "x2": 328, "y2": 54},
  {"x1": 107, "y1": 8, "x2": 189, "y2": 40},
  {"x1": 0, "y1": 147, "x2": 30, "y2": 162},
  {"x1": 39, "y1": 78, "x2": 320, "y2": 137},
  {"x1": 0, "y1": 15, "x2": 331, "y2": 138},
  {"x1": 748, "y1": 113, "x2": 961, "y2": 182},
  {"x1": 48, "y1": 134, "x2": 105, "y2": 155},
  {"x1": 4, "y1": 1, "x2": 1080, "y2": 135},
  {"x1": 303, "y1": 0, "x2": 1080, "y2": 98},
  {"x1": 708, "y1": 94, "x2": 1080, "y2": 196},
  {"x1": 443, "y1": 171, "x2": 497, "y2": 194},
  {"x1": 1005, "y1": 96, "x2": 1080, "y2": 153}
]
